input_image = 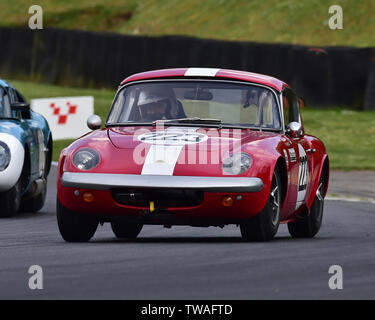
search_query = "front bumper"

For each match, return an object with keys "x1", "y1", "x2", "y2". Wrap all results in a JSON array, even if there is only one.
[
  {"x1": 58, "y1": 172, "x2": 269, "y2": 221},
  {"x1": 61, "y1": 172, "x2": 264, "y2": 193}
]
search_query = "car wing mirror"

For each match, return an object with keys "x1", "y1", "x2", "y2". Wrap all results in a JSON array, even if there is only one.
[
  {"x1": 11, "y1": 102, "x2": 30, "y2": 112},
  {"x1": 87, "y1": 114, "x2": 102, "y2": 130},
  {"x1": 286, "y1": 121, "x2": 303, "y2": 138}
]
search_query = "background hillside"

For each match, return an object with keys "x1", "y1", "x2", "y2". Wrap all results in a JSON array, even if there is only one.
[{"x1": 1, "y1": 0, "x2": 374, "y2": 47}]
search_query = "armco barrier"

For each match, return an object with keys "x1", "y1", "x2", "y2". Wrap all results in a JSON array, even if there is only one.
[
  {"x1": 0, "y1": 27, "x2": 373, "y2": 109},
  {"x1": 363, "y1": 49, "x2": 375, "y2": 110}
]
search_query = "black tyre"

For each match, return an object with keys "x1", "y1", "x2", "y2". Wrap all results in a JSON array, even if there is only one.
[
  {"x1": 20, "y1": 180, "x2": 47, "y2": 213},
  {"x1": 20, "y1": 139, "x2": 51, "y2": 213},
  {"x1": 57, "y1": 197, "x2": 98, "y2": 242},
  {"x1": 287, "y1": 172, "x2": 326, "y2": 238},
  {"x1": 111, "y1": 221, "x2": 143, "y2": 239},
  {"x1": 240, "y1": 167, "x2": 281, "y2": 242},
  {"x1": 0, "y1": 179, "x2": 22, "y2": 218}
]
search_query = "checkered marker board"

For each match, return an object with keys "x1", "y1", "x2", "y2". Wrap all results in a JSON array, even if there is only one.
[{"x1": 31, "y1": 97, "x2": 94, "y2": 140}]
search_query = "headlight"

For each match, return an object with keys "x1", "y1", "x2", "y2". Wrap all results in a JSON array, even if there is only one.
[
  {"x1": 222, "y1": 153, "x2": 252, "y2": 175},
  {"x1": 73, "y1": 148, "x2": 100, "y2": 171},
  {"x1": 0, "y1": 142, "x2": 11, "y2": 172}
]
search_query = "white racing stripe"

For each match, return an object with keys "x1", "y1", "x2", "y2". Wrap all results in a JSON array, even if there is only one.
[
  {"x1": 184, "y1": 68, "x2": 220, "y2": 77},
  {"x1": 141, "y1": 127, "x2": 200, "y2": 176},
  {"x1": 141, "y1": 144, "x2": 183, "y2": 175}
]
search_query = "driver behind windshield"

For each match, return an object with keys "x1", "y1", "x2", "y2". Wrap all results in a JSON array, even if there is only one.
[
  {"x1": 140, "y1": 100, "x2": 169, "y2": 121},
  {"x1": 137, "y1": 87, "x2": 178, "y2": 122}
]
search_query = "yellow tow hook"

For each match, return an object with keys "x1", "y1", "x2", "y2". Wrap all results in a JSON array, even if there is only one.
[{"x1": 149, "y1": 201, "x2": 155, "y2": 213}]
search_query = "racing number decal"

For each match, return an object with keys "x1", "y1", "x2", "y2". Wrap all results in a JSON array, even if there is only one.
[
  {"x1": 138, "y1": 131, "x2": 208, "y2": 145},
  {"x1": 298, "y1": 153, "x2": 308, "y2": 192},
  {"x1": 296, "y1": 144, "x2": 309, "y2": 207}
]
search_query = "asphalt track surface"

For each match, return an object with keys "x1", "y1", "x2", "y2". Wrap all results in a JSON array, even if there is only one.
[{"x1": 0, "y1": 167, "x2": 374, "y2": 300}]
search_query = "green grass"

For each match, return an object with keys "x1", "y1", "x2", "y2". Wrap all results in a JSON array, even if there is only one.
[
  {"x1": 1, "y1": 0, "x2": 374, "y2": 47},
  {"x1": 301, "y1": 108, "x2": 375, "y2": 170},
  {"x1": 8, "y1": 79, "x2": 375, "y2": 169}
]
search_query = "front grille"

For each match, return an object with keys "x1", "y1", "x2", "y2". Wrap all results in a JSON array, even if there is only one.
[{"x1": 111, "y1": 188, "x2": 204, "y2": 208}]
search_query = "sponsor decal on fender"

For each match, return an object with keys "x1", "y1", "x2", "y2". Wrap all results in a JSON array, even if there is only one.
[{"x1": 289, "y1": 148, "x2": 297, "y2": 162}]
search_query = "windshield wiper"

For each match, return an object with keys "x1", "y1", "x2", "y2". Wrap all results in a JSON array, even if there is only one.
[{"x1": 152, "y1": 117, "x2": 222, "y2": 126}]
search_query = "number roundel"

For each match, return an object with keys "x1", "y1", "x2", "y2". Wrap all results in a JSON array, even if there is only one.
[{"x1": 297, "y1": 144, "x2": 309, "y2": 203}]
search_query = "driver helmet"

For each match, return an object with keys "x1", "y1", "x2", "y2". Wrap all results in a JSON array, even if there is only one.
[{"x1": 138, "y1": 86, "x2": 178, "y2": 121}]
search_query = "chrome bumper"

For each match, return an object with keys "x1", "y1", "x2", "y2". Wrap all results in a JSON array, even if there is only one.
[{"x1": 61, "y1": 172, "x2": 264, "y2": 193}]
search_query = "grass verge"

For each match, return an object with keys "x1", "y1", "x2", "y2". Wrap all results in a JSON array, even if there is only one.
[{"x1": 0, "y1": 0, "x2": 374, "y2": 47}]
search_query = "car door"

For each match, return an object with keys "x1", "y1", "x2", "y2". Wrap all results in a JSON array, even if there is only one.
[{"x1": 281, "y1": 88, "x2": 313, "y2": 214}]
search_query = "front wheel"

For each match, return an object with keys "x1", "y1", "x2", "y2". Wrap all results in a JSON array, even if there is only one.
[
  {"x1": 240, "y1": 167, "x2": 281, "y2": 242},
  {"x1": 111, "y1": 221, "x2": 143, "y2": 239},
  {"x1": 57, "y1": 197, "x2": 98, "y2": 242},
  {"x1": 287, "y1": 172, "x2": 326, "y2": 238},
  {"x1": 20, "y1": 180, "x2": 47, "y2": 213},
  {"x1": 0, "y1": 179, "x2": 22, "y2": 218}
]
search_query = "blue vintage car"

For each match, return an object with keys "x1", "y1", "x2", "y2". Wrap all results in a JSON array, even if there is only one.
[{"x1": 0, "y1": 79, "x2": 52, "y2": 217}]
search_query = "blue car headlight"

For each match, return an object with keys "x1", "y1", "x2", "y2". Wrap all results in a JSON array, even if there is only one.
[
  {"x1": 73, "y1": 148, "x2": 100, "y2": 171},
  {"x1": 0, "y1": 141, "x2": 11, "y2": 172},
  {"x1": 222, "y1": 153, "x2": 252, "y2": 175}
]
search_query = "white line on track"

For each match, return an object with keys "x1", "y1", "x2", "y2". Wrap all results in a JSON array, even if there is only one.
[{"x1": 326, "y1": 195, "x2": 375, "y2": 204}]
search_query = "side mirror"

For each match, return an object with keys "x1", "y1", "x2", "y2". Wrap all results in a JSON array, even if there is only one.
[
  {"x1": 11, "y1": 102, "x2": 30, "y2": 112},
  {"x1": 87, "y1": 115, "x2": 102, "y2": 130},
  {"x1": 11, "y1": 102, "x2": 31, "y2": 119},
  {"x1": 286, "y1": 121, "x2": 303, "y2": 138}
]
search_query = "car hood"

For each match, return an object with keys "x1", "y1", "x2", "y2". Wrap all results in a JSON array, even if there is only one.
[{"x1": 64, "y1": 126, "x2": 280, "y2": 177}]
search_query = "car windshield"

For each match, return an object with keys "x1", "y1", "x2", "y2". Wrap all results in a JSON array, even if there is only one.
[
  {"x1": 107, "y1": 81, "x2": 281, "y2": 129},
  {"x1": 0, "y1": 88, "x2": 12, "y2": 118}
]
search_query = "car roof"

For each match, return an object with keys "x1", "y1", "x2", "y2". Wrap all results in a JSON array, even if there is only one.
[
  {"x1": 0, "y1": 78, "x2": 12, "y2": 89},
  {"x1": 120, "y1": 68, "x2": 289, "y2": 92}
]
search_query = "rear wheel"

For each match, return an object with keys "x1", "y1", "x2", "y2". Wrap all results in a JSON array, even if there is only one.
[
  {"x1": 20, "y1": 181, "x2": 47, "y2": 213},
  {"x1": 20, "y1": 139, "x2": 51, "y2": 213},
  {"x1": 0, "y1": 179, "x2": 22, "y2": 218},
  {"x1": 240, "y1": 167, "x2": 281, "y2": 242},
  {"x1": 57, "y1": 197, "x2": 98, "y2": 242},
  {"x1": 111, "y1": 221, "x2": 143, "y2": 239},
  {"x1": 287, "y1": 172, "x2": 326, "y2": 238}
]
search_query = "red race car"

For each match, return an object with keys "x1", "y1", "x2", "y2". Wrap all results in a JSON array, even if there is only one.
[{"x1": 57, "y1": 68, "x2": 329, "y2": 242}]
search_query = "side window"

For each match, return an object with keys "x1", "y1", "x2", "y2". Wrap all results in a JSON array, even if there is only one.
[
  {"x1": 259, "y1": 91, "x2": 281, "y2": 129},
  {"x1": 8, "y1": 88, "x2": 18, "y2": 103},
  {"x1": 0, "y1": 88, "x2": 12, "y2": 118},
  {"x1": 14, "y1": 89, "x2": 26, "y2": 103},
  {"x1": 282, "y1": 88, "x2": 300, "y2": 128},
  {"x1": 11, "y1": 88, "x2": 27, "y2": 119}
]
